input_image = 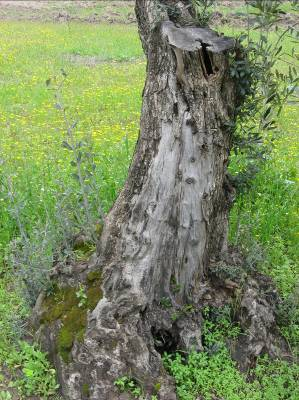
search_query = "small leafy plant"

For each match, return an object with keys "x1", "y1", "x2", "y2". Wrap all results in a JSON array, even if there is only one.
[
  {"x1": 0, "y1": 392, "x2": 12, "y2": 400},
  {"x1": 160, "y1": 297, "x2": 172, "y2": 308},
  {"x1": 76, "y1": 284, "x2": 88, "y2": 308},
  {"x1": 202, "y1": 305, "x2": 241, "y2": 347},
  {"x1": 5, "y1": 341, "x2": 59, "y2": 398},
  {"x1": 114, "y1": 376, "x2": 142, "y2": 398}
]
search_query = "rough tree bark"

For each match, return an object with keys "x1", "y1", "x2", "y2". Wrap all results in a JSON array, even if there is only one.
[{"x1": 34, "y1": 1, "x2": 289, "y2": 399}]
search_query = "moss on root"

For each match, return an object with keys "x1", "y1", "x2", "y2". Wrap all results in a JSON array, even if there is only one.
[
  {"x1": 82, "y1": 383, "x2": 90, "y2": 397},
  {"x1": 41, "y1": 270, "x2": 102, "y2": 363},
  {"x1": 86, "y1": 270, "x2": 102, "y2": 283},
  {"x1": 57, "y1": 326, "x2": 74, "y2": 363}
]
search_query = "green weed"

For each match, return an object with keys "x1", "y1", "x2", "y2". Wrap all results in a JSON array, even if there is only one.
[
  {"x1": 114, "y1": 376, "x2": 143, "y2": 399},
  {"x1": 164, "y1": 349, "x2": 299, "y2": 400},
  {"x1": 0, "y1": 392, "x2": 12, "y2": 400},
  {"x1": 4, "y1": 342, "x2": 59, "y2": 398}
]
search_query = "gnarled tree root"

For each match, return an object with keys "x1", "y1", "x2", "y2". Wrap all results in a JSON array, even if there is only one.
[{"x1": 32, "y1": 255, "x2": 290, "y2": 400}]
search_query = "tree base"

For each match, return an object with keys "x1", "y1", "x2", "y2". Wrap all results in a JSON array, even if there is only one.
[{"x1": 32, "y1": 250, "x2": 290, "y2": 400}]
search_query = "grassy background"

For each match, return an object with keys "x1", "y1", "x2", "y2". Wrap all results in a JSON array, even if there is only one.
[
  {"x1": 0, "y1": 21, "x2": 144, "y2": 250},
  {"x1": 0, "y1": 2, "x2": 298, "y2": 399}
]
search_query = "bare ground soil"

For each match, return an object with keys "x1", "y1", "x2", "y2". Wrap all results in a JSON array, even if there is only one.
[
  {"x1": 0, "y1": 0, "x2": 297, "y2": 27},
  {"x1": 0, "y1": 1, "x2": 136, "y2": 24}
]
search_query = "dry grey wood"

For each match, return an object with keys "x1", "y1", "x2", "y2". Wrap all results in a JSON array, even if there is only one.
[{"x1": 161, "y1": 21, "x2": 235, "y2": 52}]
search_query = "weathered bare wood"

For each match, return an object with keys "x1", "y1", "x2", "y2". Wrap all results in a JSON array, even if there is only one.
[{"x1": 162, "y1": 21, "x2": 236, "y2": 53}]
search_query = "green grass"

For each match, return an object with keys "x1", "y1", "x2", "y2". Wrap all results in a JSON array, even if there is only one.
[
  {"x1": 0, "y1": 21, "x2": 144, "y2": 253},
  {"x1": 0, "y1": 21, "x2": 144, "y2": 396},
  {"x1": 230, "y1": 106, "x2": 299, "y2": 296},
  {"x1": 0, "y1": 15, "x2": 298, "y2": 400}
]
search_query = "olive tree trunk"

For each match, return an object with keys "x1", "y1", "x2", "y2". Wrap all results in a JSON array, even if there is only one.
[{"x1": 35, "y1": 2, "x2": 288, "y2": 399}]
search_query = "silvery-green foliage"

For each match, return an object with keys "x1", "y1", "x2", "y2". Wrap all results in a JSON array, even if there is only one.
[
  {"x1": 49, "y1": 71, "x2": 105, "y2": 244},
  {"x1": 192, "y1": 0, "x2": 215, "y2": 26},
  {"x1": 229, "y1": 0, "x2": 298, "y2": 190}
]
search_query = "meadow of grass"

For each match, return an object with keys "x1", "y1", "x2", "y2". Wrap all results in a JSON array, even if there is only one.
[
  {"x1": 0, "y1": 21, "x2": 145, "y2": 396},
  {"x1": 0, "y1": 10, "x2": 298, "y2": 400},
  {"x1": 0, "y1": 21, "x2": 144, "y2": 250}
]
